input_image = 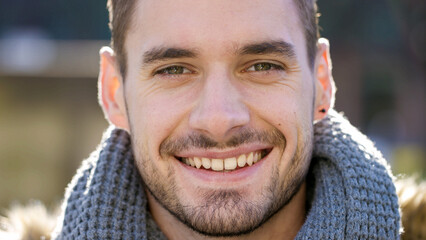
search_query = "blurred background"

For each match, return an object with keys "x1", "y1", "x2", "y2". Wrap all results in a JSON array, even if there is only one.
[{"x1": 0, "y1": 0, "x2": 424, "y2": 211}]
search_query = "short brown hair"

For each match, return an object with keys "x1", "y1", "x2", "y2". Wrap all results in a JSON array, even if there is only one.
[
  {"x1": 107, "y1": 0, "x2": 320, "y2": 78},
  {"x1": 294, "y1": 0, "x2": 320, "y2": 69}
]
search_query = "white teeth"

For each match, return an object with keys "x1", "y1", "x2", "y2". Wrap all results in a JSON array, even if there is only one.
[
  {"x1": 202, "y1": 157, "x2": 211, "y2": 169},
  {"x1": 237, "y1": 154, "x2": 246, "y2": 167},
  {"x1": 253, "y1": 152, "x2": 259, "y2": 163},
  {"x1": 194, "y1": 157, "x2": 202, "y2": 169},
  {"x1": 189, "y1": 158, "x2": 195, "y2": 167},
  {"x1": 224, "y1": 157, "x2": 237, "y2": 170},
  {"x1": 211, "y1": 159, "x2": 224, "y2": 171},
  {"x1": 247, "y1": 152, "x2": 254, "y2": 166},
  {"x1": 181, "y1": 150, "x2": 266, "y2": 171}
]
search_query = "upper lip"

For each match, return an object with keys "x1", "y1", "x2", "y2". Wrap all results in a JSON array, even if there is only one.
[{"x1": 174, "y1": 144, "x2": 273, "y2": 159}]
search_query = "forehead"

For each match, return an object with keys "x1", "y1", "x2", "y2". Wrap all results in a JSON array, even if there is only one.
[{"x1": 126, "y1": 0, "x2": 305, "y2": 63}]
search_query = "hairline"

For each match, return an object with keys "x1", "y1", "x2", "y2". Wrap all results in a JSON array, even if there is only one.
[{"x1": 109, "y1": 0, "x2": 318, "y2": 80}]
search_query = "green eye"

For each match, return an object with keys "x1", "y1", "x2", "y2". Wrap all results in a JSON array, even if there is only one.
[
  {"x1": 164, "y1": 66, "x2": 184, "y2": 74},
  {"x1": 246, "y1": 62, "x2": 283, "y2": 72},
  {"x1": 156, "y1": 66, "x2": 189, "y2": 75},
  {"x1": 254, "y1": 63, "x2": 272, "y2": 71}
]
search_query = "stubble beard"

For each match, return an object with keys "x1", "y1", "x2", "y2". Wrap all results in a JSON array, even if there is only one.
[{"x1": 131, "y1": 127, "x2": 313, "y2": 237}]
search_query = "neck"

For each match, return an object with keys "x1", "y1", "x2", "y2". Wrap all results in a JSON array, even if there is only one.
[{"x1": 147, "y1": 182, "x2": 307, "y2": 240}]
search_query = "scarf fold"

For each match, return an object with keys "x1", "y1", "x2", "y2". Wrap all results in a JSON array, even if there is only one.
[{"x1": 52, "y1": 110, "x2": 400, "y2": 240}]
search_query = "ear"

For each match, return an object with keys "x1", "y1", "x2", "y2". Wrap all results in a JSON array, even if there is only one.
[
  {"x1": 313, "y1": 38, "x2": 336, "y2": 122},
  {"x1": 98, "y1": 46, "x2": 130, "y2": 131}
]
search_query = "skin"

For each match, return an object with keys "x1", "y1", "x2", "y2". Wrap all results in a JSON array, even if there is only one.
[{"x1": 99, "y1": 0, "x2": 334, "y2": 239}]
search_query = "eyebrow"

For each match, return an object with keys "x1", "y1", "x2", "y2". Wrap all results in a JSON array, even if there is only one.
[
  {"x1": 142, "y1": 47, "x2": 198, "y2": 64},
  {"x1": 141, "y1": 40, "x2": 296, "y2": 66},
  {"x1": 238, "y1": 40, "x2": 296, "y2": 59}
]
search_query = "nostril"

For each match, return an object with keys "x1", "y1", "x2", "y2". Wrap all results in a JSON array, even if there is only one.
[
  {"x1": 188, "y1": 110, "x2": 250, "y2": 139},
  {"x1": 188, "y1": 84, "x2": 250, "y2": 138}
]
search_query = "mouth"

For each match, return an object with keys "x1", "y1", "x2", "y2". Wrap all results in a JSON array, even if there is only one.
[{"x1": 175, "y1": 148, "x2": 272, "y2": 172}]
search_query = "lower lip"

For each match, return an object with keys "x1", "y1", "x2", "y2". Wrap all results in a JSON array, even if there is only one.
[{"x1": 175, "y1": 153, "x2": 270, "y2": 184}]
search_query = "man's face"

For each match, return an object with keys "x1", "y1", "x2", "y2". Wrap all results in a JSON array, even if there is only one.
[{"x1": 122, "y1": 0, "x2": 317, "y2": 236}]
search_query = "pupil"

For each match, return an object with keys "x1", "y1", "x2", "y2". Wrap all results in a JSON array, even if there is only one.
[
  {"x1": 169, "y1": 66, "x2": 183, "y2": 74},
  {"x1": 255, "y1": 63, "x2": 271, "y2": 71}
]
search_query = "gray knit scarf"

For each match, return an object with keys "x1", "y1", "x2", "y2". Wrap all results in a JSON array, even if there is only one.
[{"x1": 52, "y1": 110, "x2": 400, "y2": 239}]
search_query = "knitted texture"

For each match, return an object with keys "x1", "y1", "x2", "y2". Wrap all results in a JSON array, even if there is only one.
[
  {"x1": 295, "y1": 110, "x2": 400, "y2": 240},
  {"x1": 52, "y1": 110, "x2": 400, "y2": 239},
  {"x1": 52, "y1": 128, "x2": 166, "y2": 240}
]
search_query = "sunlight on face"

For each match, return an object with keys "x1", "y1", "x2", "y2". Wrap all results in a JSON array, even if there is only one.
[{"x1": 122, "y1": 0, "x2": 316, "y2": 236}]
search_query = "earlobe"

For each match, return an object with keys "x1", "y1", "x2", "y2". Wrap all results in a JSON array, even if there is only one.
[
  {"x1": 98, "y1": 46, "x2": 130, "y2": 131},
  {"x1": 313, "y1": 38, "x2": 336, "y2": 122}
]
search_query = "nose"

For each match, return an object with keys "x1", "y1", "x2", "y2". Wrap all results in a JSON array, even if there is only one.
[{"x1": 189, "y1": 73, "x2": 250, "y2": 140}]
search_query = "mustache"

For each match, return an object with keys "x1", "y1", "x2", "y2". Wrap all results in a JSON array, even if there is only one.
[{"x1": 160, "y1": 128, "x2": 286, "y2": 156}]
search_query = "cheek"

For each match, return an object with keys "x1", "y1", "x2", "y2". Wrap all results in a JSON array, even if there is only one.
[
  {"x1": 124, "y1": 79, "x2": 197, "y2": 157},
  {"x1": 242, "y1": 80, "x2": 314, "y2": 162},
  {"x1": 244, "y1": 80, "x2": 313, "y2": 127}
]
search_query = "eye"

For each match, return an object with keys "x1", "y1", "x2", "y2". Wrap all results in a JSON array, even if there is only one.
[
  {"x1": 155, "y1": 65, "x2": 191, "y2": 75},
  {"x1": 246, "y1": 62, "x2": 284, "y2": 72}
]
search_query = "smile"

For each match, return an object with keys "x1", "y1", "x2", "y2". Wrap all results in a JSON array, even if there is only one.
[{"x1": 176, "y1": 149, "x2": 272, "y2": 172}]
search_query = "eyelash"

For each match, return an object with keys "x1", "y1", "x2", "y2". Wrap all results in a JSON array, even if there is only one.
[
  {"x1": 244, "y1": 62, "x2": 284, "y2": 72},
  {"x1": 153, "y1": 62, "x2": 284, "y2": 76},
  {"x1": 154, "y1": 65, "x2": 192, "y2": 75}
]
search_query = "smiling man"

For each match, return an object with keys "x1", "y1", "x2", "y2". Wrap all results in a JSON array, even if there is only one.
[{"x1": 52, "y1": 0, "x2": 400, "y2": 239}]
